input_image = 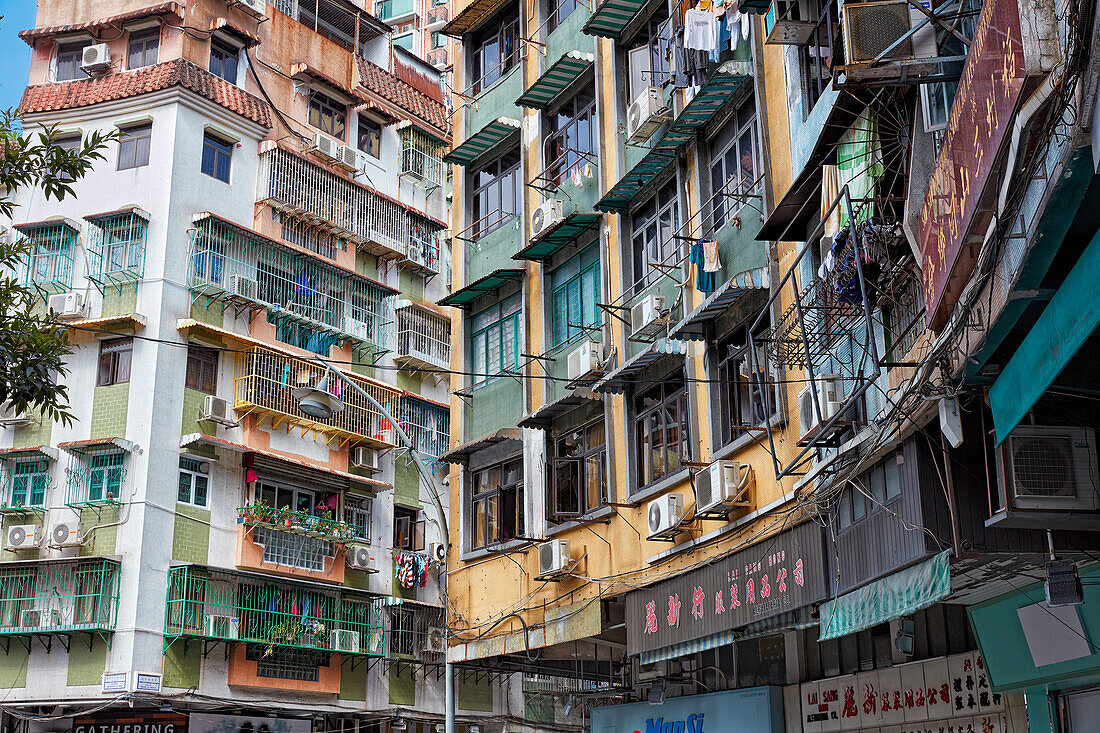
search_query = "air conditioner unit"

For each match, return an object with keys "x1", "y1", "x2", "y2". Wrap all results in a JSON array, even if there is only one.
[
  {"x1": 647, "y1": 494, "x2": 684, "y2": 538},
  {"x1": 764, "y1": 0, "x2": 817, "y2": 44},
  {"x1": 235, "y1": 0, "x2": 268, "y2": 20},
  {"x1": 422, "y1": 626, "x2": 446, "y2": 654},
  {"x1": 531, "y1": 200, "x2": 564, "y2": 239},
  {"x1": 229, "y1": 274, "x2": 258, "y2": 301},
  {"x1": 5, "y1": 524, "x2": 40, "y2": 551},
  {"x1": 841, "y1": 0, "x2": 937, "y2": 64},
  {"x1": 0, "y1": 403, "x2": 34, "y2": 428},
  {"x1": 50, "y1": 522, "x2": 83, "y2": 548},
  {"x1": 80, "y1": 43, "x2": 112, "y2": 73},
  {"x1": 537, "y1": 539, "x2": 571, "y2": 578},
  {"x1": 695, "y1": 460, "x2": 752, "y2": 515},
  {"x1": 630, "y1": 294, "x2": 668, "y2": 341},
  {"x1": 311, "y1": 133, "x2": 340, "y2": 161},
  {"x1": 20, "y1": 609, "x2": 60, "y2": 628},
  {"x1": 201, "y1": 394, "x2": 237, "y2": 426},
  {"x1": 343, "y1": 315, "x2": 372, "y2": 341},
  {"x1": 345, "y1": 544, "x2": 377, "y2": 571},
  {"x1": 48, "y1": 291, "x2": 85, "y2": 321},
  {"x1": 998, "y1": 426, "x2": 1099, "y2": 512},
  {"x1": 566, "y1": 341, "x2": 604, "y2": 383},
  {"x1": 428, "y1": 542, "x2": 446, "y2": 563},
  {"x1": 405, "y1": 244, "x2": 428, "y2": 268},
  {"x1": 330, "y1": 628, "x2": 361, "y2": 653},
  {"x1": 797, "y1": 375, "x2": 843, "y2": 439},
  {"x1": 627, "y1": 87, "x2": 667, "y2": 143},
  {"x1": 351, "y1": 446, "x2": 379, "y2": 471},
  {"x1": 336, "y1": 145, "x2": 360, "y2": 171},
  {"x1": 204, "y1": 614, "x2": 240, "y2": 639}
]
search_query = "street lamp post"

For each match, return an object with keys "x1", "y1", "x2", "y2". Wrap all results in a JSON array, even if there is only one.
[{"x1": 292, "y1": 361, "x2": 455, "y2": 733}]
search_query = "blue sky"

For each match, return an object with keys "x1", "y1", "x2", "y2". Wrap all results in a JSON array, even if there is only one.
[{"x1": 0, "y1": 1, "x2": 38, "y2": 112}]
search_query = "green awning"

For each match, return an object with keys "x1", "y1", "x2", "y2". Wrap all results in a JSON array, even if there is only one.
[
  {"x1": 595, "y1": 147, "x2": 677, "y2": 213},
  {"x1": 583, "y1": 0, "x2": 651, "y2": 39},
  {"x1": 513, "y1": 213, "x2": 601, "y2": 262},
  {"x1": 989, "y1": 226, "x2": 1100, "y2": 443},
  {"x1": 818, "y1": 550, "x2": 951, "y2": 641},
  {"x1": 444, "y1": 117, "x2": 520, "y2": 167},
  {"x1": 516, "y1": 51, "x2": 595, "y2": 110},
  {"x1": 440, "y1": 0, "x2": 511, "y2": 37},
  {"x1": 437, "y1": 268, "x2": 525, "y2": 308}
]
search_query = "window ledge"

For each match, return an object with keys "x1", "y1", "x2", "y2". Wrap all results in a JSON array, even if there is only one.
[
  {"x1": 545, "y1": 505, "x2": 616, "y2": 537},
  {"x1": 624, "y1": 468, "x2": 691, "y2": 507},
  {"x1": 711, "y1": 414, "x2": 786, "y2": 462},
  {"x1": 472, "y1": 63, "x2": 521, "y2": 103},
  {"x1": 460, "y1": 538, "x2": 529, "y2": 563}
]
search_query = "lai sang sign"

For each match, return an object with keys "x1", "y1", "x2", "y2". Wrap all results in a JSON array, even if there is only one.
[
  {"x1": 626, "y1": 521, "x2": 827, "y2": 657},
  {"x1": 917, "y1": 0, "x2": 1027, "y2": 329}
]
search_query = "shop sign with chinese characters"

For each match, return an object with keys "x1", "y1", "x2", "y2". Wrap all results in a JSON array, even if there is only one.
[
  {"x1": 626, "y1": 521, "x2": 828, "y2": 656},
  {"x1": 799, "y1": 651, "x2": 1013, "y2": 733}
]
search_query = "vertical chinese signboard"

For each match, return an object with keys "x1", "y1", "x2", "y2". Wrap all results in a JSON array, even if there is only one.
[
  {"x1": 918, "y1": 0, "x2": 1028, "y2": 329},
  {"x1": 626, "y1": 521, "x2": 828, "y2": 657}
]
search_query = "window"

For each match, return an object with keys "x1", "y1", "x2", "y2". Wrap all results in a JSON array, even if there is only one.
[
  {"x1": 631, "y1": 178, "x2": 680, "y2": 288},
  {"x1": 201, "y1": 133, "x2": 233, "y2": 183},
  {"x1": 709, "y1": 99, "x2": 759, "y2": 232},
  {"x1": 470, "y1": 458, "x2": 523, "y2": 549},
  {"x1": 550, "y1": 419, "x2": 607, "y2": 521},
  {"x1": 836, "y1": 451, "x2": 903, "y2": 531},
  {"x1": 92, "y1": 213, "x2": 146, "y2": 279},
  {"x1": 357, "y1": 117, "x2": 381, "y2": 158},
  {"x1": 116, "y1": 123, "x2": 151, "y2": 170},
  {"x1": 128, "y1": 27, "x2": 160, "y2": 68},
  {"x1": 394, "y1": 506, "x2": 425, "y2": 550},
  {"x1": 56, "y1": 134, "x2": 81, "y2": 181},
  {"x1": 88, "y1": 451, "x2": 124, "y2": 502},
  {"x1": 97, "y1": 338, "x2": 133, "y2": 387},
  {"x1": 799, "y1": 0, "x2": 838, "y2": 112},
  {"x1": 253, "y1": 527, "x2": 336, "y2": 571},
  {"x1": 626, "y1": 10, "x2": 672, "y2": 101},
  {"x1": 56, "y1": 42, "x2": 90, "y2": 81},
  {"x1": 715, "y1": 321, "x2": 775, "y2": 447},
  {"x1": 177, "y1": 457, "x2": 209, "y2": 507},
  {"x1": 470, "y1": 9, "x2": 520, "y2": 93},
  {"x1": 390, "y1": 607, "x2": 416, "y2": 657},
  {"x1": 550, "y1": 247, "x2": 599, "y2": 347},
  {"x1": 257, "y1": 482, "x2": 328, "y2": 515},
  {"x1": 186, "y1": 346, "x2": 218, "y2": 393},
  {"x1": 23, "y1": 223, "x2": 76, "y2": 289},
  {"x1": 345, "y1": 495, "x2": 373, "y2": 541},
  {"x1": 634, "y1": 369, "x2": 689, "y2": 488},
  {"x1": 209, "y1": 38, "x2": 239, "y2": 83},
  {"x1": 245, "y1": 644, "x2": 327, "y2": 681},
  {"x1": 7, "y1": 459, "x2": 48, "y2": 509},
  {"x1": 471, "y1": 294, "x2": 521, "y2": 381},
  {"x1": 431, "y1": 32, "x2": 446, "y2": 48},
  {"x1": 470, "y1": 148, "x2": 521, "y2": 239},
  {"x1": 309, "y1": 90, "x2": 347, "y2": 140},
  {"x1": 548, "y1": 0, "x2": 581, "y2": 32},
  {"x1": 543, "y1": 87, "x2": 596, "y2": 188}
]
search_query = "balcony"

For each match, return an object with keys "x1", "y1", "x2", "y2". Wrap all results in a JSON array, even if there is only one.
[
  {"x1": 427, "y1": 46, "x2": 451, "y2": 68},
  {"x1": 238, "y1": 505, "x2": 365, "y2": 543},
  {"x1": 400, "y1": 396, "x2": 450, "y2": 459},
  {"x1": 164, "y1": 565, "x2": 387, "y2": 656},
  {"x1": 400, "y1": 127, "x2": 446, "y2": 191},
  {"x1": 394, "y1": 302, "x2": 451, "y2": 372},
  {"x1": 189, "y1": 212, "x2": 397, "y2": 357},
  {"x1": 426, "y1": 4, "x2": 449, "y2": 26},
  {"x1": 233, "y1": 347, "x2": 404, "y2": 449},
  {"x1": 0, "y1": 558, "x2": 120, "y2": 641}
]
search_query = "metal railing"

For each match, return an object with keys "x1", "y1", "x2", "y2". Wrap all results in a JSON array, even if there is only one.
[
  {"x1": 427, "y1": 5, "x2": 449, "y2": 23},
  {"x1": 84, "y1": 210, "x2": 147, "y2": 292},
  {"x1": 0, "y1": 457, "x2": 50, "y2": 513},
  {"x1": 16, "y1": 221, "x2": 77, "y2": 296},
  {"x1": 238, "y1": 505, "x2": 365, "y2": 542},
  {"x1": 64, "y1": 449, "x2": 126, "y2": 507},
  {"x1": 399, "y1": 397, "x2": 450, "y2": 459},
  {"x1": 0, "y1": 559, "x2": 120, "y2": 635},
  {"x1": 233, "y1": 347, "x2": 404, "y2": 447},
  {"x1": 395, "y1": 304, "x2": 450, "y2": 369},
  {"x1": 164, "y1": 565, "x2": 387, "y2": 656},
  {"x1": 400, "y1": 128, "x2": 446, "y2": 189},
  {"x1": 427, "y1": 47, "x2": 451, "y2": 67}
]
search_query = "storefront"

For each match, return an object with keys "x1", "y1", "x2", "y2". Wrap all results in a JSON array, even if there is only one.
[
  {"x1": 589, "y1": 687, "x2": 784, "y2": 733},
  {"x1": 73, "y1": 712, "x2": 189, "y2": 733}
]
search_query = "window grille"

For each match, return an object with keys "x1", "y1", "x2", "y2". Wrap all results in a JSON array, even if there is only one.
[
  {"x1": 399, "y1": 397, "x2": 449, "y2": 458},
  {"x1": 247, "y1": 644, "x2": 327, "y2": 681},
  {"x1": 396, "y1": 303, "x2": 451, "y2": 369},
  {"x1": 64, "y1": 448, "x2": 126, "y2": 507},
  {"x1": 84, "y1": 210, "x2": 148, "y2": 292},
  {"x1": 0, "y1": 456, "x2": 50, "y2": 512},
  {"x1": 400, "y1": 127, "x2": 445, "y2": 188},
  {"x1": 15, "y1": 220, "x2": 78, "y2": 295},
  {"x1": 0, "y1": 559, "x2": 120, "y2": 634}
]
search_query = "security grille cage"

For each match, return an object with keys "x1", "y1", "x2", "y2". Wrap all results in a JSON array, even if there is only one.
[
  {"x1": 247, "y1": 644, "x2": 329, "y2": 681},
  {"x1": 386, "y1": 603, "x2": 444, "y2": 658},
  {"x1": 400, "y1": 128, "x2": 446, "y2": 189},
  {"x1": 15, "y1": 220, "x2": 78, "y2": 295},
  {"x1": 189, "y1": 214, "x2": 394, "y2": 355},
  {"x1": 253, "y1": 526, "x2": 338, "y2": 572},
  {"x1": 84, "y1": 210, "x2": 148, "y2": 293},
  {"x1": 399, "y1": 396, "x2": 450, "y2": 459},
  {"x1": 64, "y1": 448, "x2": 126, "y2": 507},
  {"x1": 0, "y1": 455, "x2": 51, "y2": 512},
  {"x1": 279, "y1": 214, "x2": 340, "y2": 260},
  {"x1": 407, "y1": 214, "x2": 444, "y2": 274},
  {"x1": 0, "y1": 559, "x2": 120, "y2": 634},
  {"x1": 271, "y1": 0, "x2": 387, "y2": 56},
  {"x1": 259, "y1": 148, "x2": 424, "y2": 261},
  {"x1": 396, "y1": 304, "x2": 451, "y2": 368},
  {"x1": 233, "y1": 347, "x2": 404, "y2": 448},
  {"x1": 163, "y1": 565, "x2": 388, "y2": 656}
]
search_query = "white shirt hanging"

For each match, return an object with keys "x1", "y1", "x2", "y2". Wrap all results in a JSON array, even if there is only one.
[{"x1": 684, "y1": 8, "x2": 718, "y2": 51}]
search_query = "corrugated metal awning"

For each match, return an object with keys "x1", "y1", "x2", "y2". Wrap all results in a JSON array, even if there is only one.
[
  {"x1": 638, "y1": 606, "x2": 816, "y2": 664},
  {"x1": 58, "y1": 437, "x2": 135, "y2": 454},
  {"x1": 0, "y1": 445, "x2": 59, "y2": 461},
  {"x1": 583, "y1": 0, "x2": 652, "y2": 39},
  {"x1": 516, "y1": 51, "x2": 595, "y2": 111},
  {"x1": 437, "y1": 268, "x2": 524, "y2": 308},
  {"x1": 518, "y1": 391, "x2": 600, "y2": 428},
  {"x1": 593, "y1": 339, "x2": 687, "y2": 394},
  {"x1": 444, "y1": 117, "x2": 521, "y2": 167},
  {"x1": 440, "y1": 428, "x2": 522, "y2": 465},
  {"x1": 668, "y1": 267, "x2": 769, "y2": 341},
  {"x1": 513, "y1": 213, "x2": 601, "y2": 262},
  {"x1": 595, "y1": 147, "x2": 677, "y2": 213},
  {"x1": 441, "y1": 0, "x2": 512, "y2": 37}
]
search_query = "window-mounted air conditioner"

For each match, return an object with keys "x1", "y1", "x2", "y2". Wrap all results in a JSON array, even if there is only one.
[
  {"x1": 50, "y1": 522, "x2": 83, "y2": 548},
  {"x1": 5, "y1": 524, "x2": 41, "y2": 550},
  {"x1": 422, "y1": 626, "x2": 446, "y2": 654},
  {"x1": 764, "y1": 0, "x2": 817, "y2": 44},
  {"x1": 998, "y1": 426, "x2": 1099, "y2": 512},
  {"x1": 80, "y1": 44, "x2": 112, "y2": 74},
  {"x1": 566, "y1": 341, "x2": 604, "y2": 383},
  {"x1": 630, "y1": 294, "x2": 668, "y2": 341},
  {"x1": 695, "y1": 460, "x2": 752, "y2": 515},
  {"x1": 205, "y1": 614, "x2": 240, "y2": 639},
  {"x1": 331, "y1": 628, "x2": 361, "y2": 653},
  {"x1": 336, "y1": 145, "x2": 360, "y2": 171},
  {"x1": 797, "y1": 375, "x2": 842, "y2": 439},
  {"x1": 311, "y1": 132, "x2": 340, "y2": 161},
  {"x1": 537, "y1": 539, "x2": 571, "y2": 578},
  {"x1": 0, "y1": 403, "x2": 35, "y2": 428},
  {"x1": 647, "y1": 493, "x2": 684, "y2": 538},
  {"x1": 627, "y1": 87, "x2": 667, "y2": 143},
  {"x1": 20, "y1": 609, "x2": 60, "y2": 628},
  {"x1": 346, "y1": 544, "x2": 377, "y2": 571},
  {"x1": 229, "y1": 274, "x2": 258, "y2": 301},
  {"x1": 531, "y1": 200, "x2": 564, "y2": 239},
  {"x1": 352, "y1": 446, "x2": 379, "y2": 471},
  {"x1": 841, "y1": 0, "x2": 937, "y2": 64},
  {"x1": 234, "y1": 0, "x2": 269, "y2": 20},
  {"x1": 343, "y1": 315, "x2": 373, "y2": 341},
  {"x1": 48, "y1": 291, "x2": 85, "y2": 321}
]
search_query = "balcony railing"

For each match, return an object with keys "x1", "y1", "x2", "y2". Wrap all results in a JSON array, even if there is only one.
[
  {"x1": 400, "y1": 396, "x2": 450, "y2": 459},
  {"x1": 238, "y1": 505, "x2": 365, "y2": 543},
  {"x1": 400, "y1": 128, "x2": 446, "y2": 189},
  {"x1": 427, "y1": 47, "x2": 451, "y2": 68},
  {"x1": 15, "y1": 219, "x2": 78, "y2": 296},
  {"x1": 84, "y1": 208, "x2": 148, "y2": 293},
  {"x1": 395, "y1": 303, "x2": 450, "y2": 371},
  {"x1": 233, "y1": 347, "x2": 404, "y2": 448},
  {"x1": 189, "y1": 213, "x2": 394, "y2": 352},
  {"x1": 0, "y1": 559, "x2": 120, "y2": 637},
  {"x1": 427, "y1": 5, "x2": 449, "y2": 24},
  {"x1": 164, "y1": 565, "x2": 387, "y2": 656}
]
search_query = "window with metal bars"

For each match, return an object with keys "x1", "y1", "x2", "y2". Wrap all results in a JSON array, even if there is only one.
[
  {"x1": 280, "y1": 217, "x2": 338, "y2": 259},
  {"x1": 253, "y1": 526, "x2": 337, "y2": 571},
  {"x1": 20, "y1": 222, "x2": 76, "y2": 291},
  {"x1": 550, "y1": 246, "x2": 600, "y2": 348},
  {"x1": 4, "y1": 458, "x2": 49, "y2": 510},
  {"x1": 400, "y1": 128, "x2": 445, "y2": 187},
  {"x1": 245, "y1": 643, "x2": 328, "y2": 681},
  {"x1": 400, "y1": 397, "x2": 450, "y2": 458},
  {"x1": 86, "y1": 212, "x2": 147, "y2": 286},
  {"x1": 389, "y1": 606, "x2": 416, "y2": 657}
]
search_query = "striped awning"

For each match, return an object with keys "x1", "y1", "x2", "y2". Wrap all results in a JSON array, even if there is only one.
[
  {"x1": 440, "y1": 0, "x2": 512, "y2": 37},
  {"x1": 595, "y1": 147, "x2": 677, "y2": 213},
  {"x1": 593, "y1": 339, "x2": 687, "y2": 394},
  {"x1": 583, "y1": 0, "x2": 651, "y2": 39},
  {"x1": 440, "y1": 428, "x2": 523, "y2": 465},
  {"x1": 658, "y1": 61, "x2": 753, "y2": 149},
  {"x1": 516, "y1": 51, "x2": 595, "y2": 110},
  {"x1": 518, "y1": 390, "x2": 600, "y2": 428},
  {"x1": 638, "y1": 607, "x2": 816, "y2": 665},
  {"x1": 513, "y1": 213, "x2": 601, "y2": 262},
  {"x1": 437, "y1": 268, "x2": 525, "y2": 308},
  {"x1": 444, "y1": 117, "x2": 521, "y2": 167},
  {"x1": 668, "y1": 267, "x2": 769, "y2": 341}
]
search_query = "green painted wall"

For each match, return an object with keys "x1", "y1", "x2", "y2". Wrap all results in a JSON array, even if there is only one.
[
  {"x1": 89, "y1": 383, "x2": 129, "y2": 439},
  {"x1": 457, "y1": 675, "x2": 493, "y2": 711},
  {"x1": 400, "y1": 271, "x2": 425, "y2": 302},
  {"x1": 344, "y1": 568, "x2": 372, "y2": 591},
  {"x1": 190, "y1": 299, "x2": 224, "y2": 328},
  {"x1": 467, "y1": 222, "x2": 522, "y2": 283},
  {"x1": 356, "y1": 250, "x2": 380, "y2": 280},
  {"x1": 466, "y1": 65, "x2": 523, "y2": 139},
  {"x1": 181, "y1": 387, "x2": 220, "y2": 438},
  {"x1": 393, "y1": 458, "x2": 421, "y2": 509},
  {"x1": 162, "y1": 646, "x2": 201, "y2": 689},
  {"x1": 388, "y1": 664, "x2": 416, "y2": 705},
  {"x1": 101, "y1": 285, "x2": 138, "y2": 317},
  {"x1": 0, "y1": 647, "x2": 28, "y2": 689},
  {"x1": 396, "y1": 370, "x2": 421, "y2": 394},
  {"x1": 525, "y1": 695, "x2": 555, "y2": 724},
  {"x1": 79, "y1": 505, "x2": 119, "y2": 556},
  {"x1": 67, "y1": 637, "x2": 108, "y2": 686},
  {"x1": 172, "y1": 504, "x2": 211, "y2": 563},
  {"x1": 12, "y1": 408, "x2": 52, "y2": 449},
  {"x1": 339, "y1": 658, "x2": 367, "y2": 701},
  {"x1": 466, "y1": 378, "x2": 522, "y2": 441}
]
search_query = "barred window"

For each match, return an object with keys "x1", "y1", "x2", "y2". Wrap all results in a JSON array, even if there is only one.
[
  {"x1": 245, "y1": 644, "x2": 327, "y2": 681},
  {"x1": 253, "y1": 526, "x2": 337, "y2": 572}
]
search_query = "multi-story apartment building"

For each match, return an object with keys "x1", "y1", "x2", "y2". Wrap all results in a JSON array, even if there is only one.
[
  {"x1": 374, "y1": 0, "x2": 456, "y2": 73},
  {"x1": 0, "y1": 0, "x2": 476, "y2": 730},
  {"x1": 441, "y1": 0, "x2": 1100, "y2": 728}
]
